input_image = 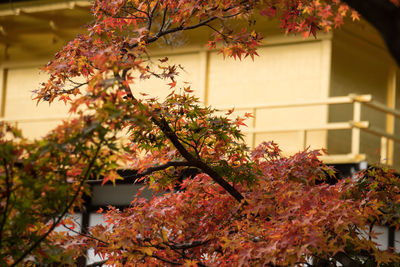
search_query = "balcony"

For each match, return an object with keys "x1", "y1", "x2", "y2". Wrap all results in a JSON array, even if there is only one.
[{"x1": 217, "y1": 94, "x2": 400, "y2": 169}]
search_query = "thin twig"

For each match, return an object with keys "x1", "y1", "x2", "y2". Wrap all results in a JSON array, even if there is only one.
[
  {"x1": 131, "y1": 6, "x2": 149, "y2": 17},
  {"x1": 150, "y1": 254, "x2": 181, "y2": 265},
  {"x1": 206, "y1": 24, "x2": 231, "y2": 43},
  {"x1": 134, "y1": 16, "x2": 220, "y2": 47},
  {"x1": 152, "y1": 117, "x2": 244, "y2": 202},
  {"x1": 167, "y1": 240, "x2": 210, "y2": 250},
  {"x1": 147, "y1": 1, "x2": 159, "y2": 31},
  {"x1": 61, "y1": 224, "x2": 109, "y2": 245},
  {"x1": 159, "y1": 4, "x2": 169, "y2": 32},
  {"x1": 109, "y1": 160, "x2": 192, "y2": 182}
]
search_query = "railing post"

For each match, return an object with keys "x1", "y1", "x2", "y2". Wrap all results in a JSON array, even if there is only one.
[
  {"x1": 385, "y1": 65, "x2": 396, "y2": 166},
  {"x1": 0, "y1": 67, "x2": 7, "y2": 119},
  {"x1": 351, "y1": 101, "x2": 361, "y2": 156}
]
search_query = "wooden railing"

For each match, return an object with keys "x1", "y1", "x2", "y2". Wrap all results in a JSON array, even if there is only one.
[
  {"x1": 217, "y1": 94, "x2": 400, "y2": 166},
  {"x1": 351, "y1": 94, "x2": 400, "y2": 166}
]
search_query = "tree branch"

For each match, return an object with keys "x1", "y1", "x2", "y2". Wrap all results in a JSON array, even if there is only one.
[
  {"x1": 152, "y1": 117, "x2": 244, "y2": 202},
  {"x1": 93, "y1": 160, "x2": 192, "y2": 183},
  {"x1": 61, "y1": 223, "x2": 109, "y2": 246},
  {"x1": 130, "y1": 6, "x2": 149, "y2": 17},
  {"x1": 147, "y1": 1, "x2": 159, "y2": 31},
  {"x1": 11, "y1": 142, "x2": 103, "y2": 267},
  {"x1": 128, "y1": 15, "x2": 220, "y2": 48},
  {"x1": 150, "y1": 254, "x2": 181, "y2": 265},
  {"x1": 167, "y1": 240, "x2": 209, "y2": 250},
  {"x1": 159, "y1": 4, "x2": 169, "y2": 32},
  {"x1": 113, "y1": 70, "x2": 244, "y2": 202}
]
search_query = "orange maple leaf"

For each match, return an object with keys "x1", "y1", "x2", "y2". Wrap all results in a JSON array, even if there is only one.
[
  {"x1": 59, "y1": 95, "x2": 71, "y2": 105},
  {"x1": 168, "y1": 80, "x2": 177, "y2": 88}
]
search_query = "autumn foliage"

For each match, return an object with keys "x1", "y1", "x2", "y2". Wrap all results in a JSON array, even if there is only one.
[
  {"x1": 67, "y1": 145, "x2": 400, "y2": 266},
  {"x1": 0, "y1": 117, "x2": 123, "y2": 265},
  {"x1": 2, "y1": 0, "x2": 400, "y2": 266}
]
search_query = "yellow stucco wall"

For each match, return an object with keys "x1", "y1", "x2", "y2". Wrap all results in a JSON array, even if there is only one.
[
  {"x1": 1, "y1": 65, "x2": 70, "y2": 138},
  {"x1": 0, "y1": 35, "x2": 332, "y2": 155},
  {"x1": 208, "y1": 40, "x2": 330, "y2": 154},
  {"x1": 393, "y1": 70, "x2": 400, "y2": 169}
]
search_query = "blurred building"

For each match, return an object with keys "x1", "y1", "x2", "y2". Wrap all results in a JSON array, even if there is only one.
[{"x1": 1, "y1": 0, "x2": 400, "y2": 262}]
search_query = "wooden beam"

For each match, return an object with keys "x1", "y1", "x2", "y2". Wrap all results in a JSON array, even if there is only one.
[
  {"x1": 349, "y1": 93, "x2": 373, "y2": 102},
  {"x1": 216, "y1": 95, "x2": 361, "y2": 111},
  {"x1": 365, "y1": 125, "x2": 400, "y2": 144},
  {"x1": 244, "y1": 121, "x2": 365, "y2": 133},
  {"x1": 385, "y1": 65, "x2": 396, "y2": 165},
  {"x1": 320, "y1": 153, "x2": 366, "y2": 164},
  {"x1": 351, "y1": 101, "x2": 362, "y2": 155},
  {"x1": 0, "y1": 1, "x2": 91, "y2": 17},
  {"x1": 0, "y1": 68, "x2": 7, "y2": 118},
  {"x1": 362, "y1": 97, "x2": 400, "y2": 119}
]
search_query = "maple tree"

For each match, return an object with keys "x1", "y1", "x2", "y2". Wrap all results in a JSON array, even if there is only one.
[
  {"x1": 2, "y1": 0, "x2": 400, "y2": 266},
  {"x1": 0, "y1": 118, "x2": 125, "y2": 266}
]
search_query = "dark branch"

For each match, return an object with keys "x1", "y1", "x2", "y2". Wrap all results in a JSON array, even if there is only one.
[
  {"x1": 147, "y1": 1, "x2": 159, "y2": 31},
  {"x1": 159, "y1": 4, "x2": 169, "y2": 32},
  {"x1": 87, "y1": 160, "x2": 192, "y2": 184},
  {"x1": 11, "y1": 142, "x2": 103, "y2": 267},
  {"x1": 117, "y1": 160, "x2": 192, "y2": 181},
  {"x1": 131, "y1": 6, "x2": 149, "y2": 17},
  {"x1": 167, "y1": 240, "x2": 209, "y2": 250},
  {"x1": 152, "y1": 117, "x2": 244, "y2": 202},
  {"x1": 128, "y1": 15, "x2": 220, "y2": 48},
  {"x1": 117, "y1": 24, "x2": 245, "y2": 202},
  {"x1": 150, "y1": 254, "x2": 181, "y2": 265},
  {"x1": 206, "y1": 24, "x2": 231, "y2": 43},
  {"x1": 62, "y1": 224, "x2": 109, "y2": 245}
]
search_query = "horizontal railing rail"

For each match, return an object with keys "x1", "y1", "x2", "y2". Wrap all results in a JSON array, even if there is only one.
[
  {"x1": 245, "y1": 121, "x2": 369, "y2": 134},
  {"x1": 217, "y1": 94, "x2": 400, "y2": 166},
  {"x1": 216, "y1": 95, "x2": 356, "y2": 110}
]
